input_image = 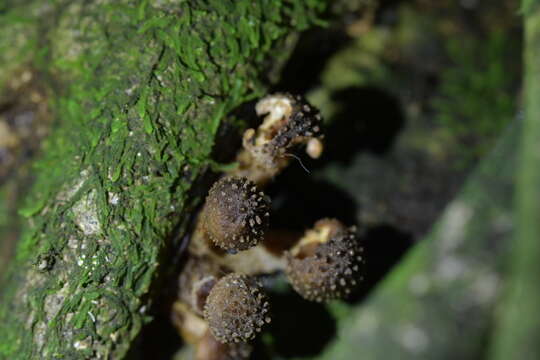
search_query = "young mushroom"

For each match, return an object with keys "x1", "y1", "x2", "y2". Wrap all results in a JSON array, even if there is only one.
[
  {"x1": 231, "y1": 93, "x2": 324, "y2": 185},
  {"x1": 285, "y1": 219, "x2": 365, "y2": 302},
  {"x1": 204, "y1": 273, "x2": 271, "y2": 344},
  {"x1": 199, "y1": 176, "x2": 270, "y2": 254}
]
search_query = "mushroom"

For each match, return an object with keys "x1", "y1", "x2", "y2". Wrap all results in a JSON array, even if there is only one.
[
  {"x1": 172, "y1": 93, "x2": 367, "y2": 359},
  {"x1": 196, "y1": 329, "x2": 253, "y2": 360},
  {"x1": 285, "y1": 219, "x2": 365, "y2": 302},
  {"x1": 200, "y1": 176, "x2": 270, "y2": 253},
  {"x1": 231, "y1": 93, "x2": 324, "y2": 185},
  {"x1": 204, "y1": 273, "x2": 271, "y2": 344}
]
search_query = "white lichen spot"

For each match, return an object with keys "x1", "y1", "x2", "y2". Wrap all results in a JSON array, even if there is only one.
[
  {"x1": 110, "y1": 332, "x2": 119, "y2": 343},
  {"x1": 37, "y1": 258, "x2": 50, "y2": 271},
  {"x1": 72, "y1": 189, "x2": 101, "y2": 235},
  {"x1": 125, "y1": 83, "x2": 139, "y2": 96},
  {"x1": 67, "y1": 237, "x2": 79, "y2": 249},
  {"x1": 108, "y1": 192, "x2": 120, "y2": 205},
  {"x1": 73, "y1": 337, "x2": 92, "y2": 350}
]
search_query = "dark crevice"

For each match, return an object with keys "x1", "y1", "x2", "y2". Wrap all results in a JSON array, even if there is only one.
[{"x1": 253, "y1": 289, "x2": 337, "y2": 359}]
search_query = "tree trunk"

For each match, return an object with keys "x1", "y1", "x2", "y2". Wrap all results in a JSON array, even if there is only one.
[{"x1": 0, "y1": 1, "x2": 327, "y2": 358}]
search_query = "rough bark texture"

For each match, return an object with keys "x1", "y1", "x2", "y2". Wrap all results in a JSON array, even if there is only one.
[{"x1": 0, "y1": 1, "x2": 327, "y2": 358}]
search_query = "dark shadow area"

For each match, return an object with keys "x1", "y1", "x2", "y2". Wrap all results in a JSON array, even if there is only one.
[
  {"x1": 266, "y1": 167, "x2": 358, "y2": 231},
  {"x1": 347, "y1": 224, "x2": 414, "y2": 304},
  {"x1": 130, "y1": 313, "x2": 182, "y2": 360},
  {"x1": 256, "y1": 289, "x2": 337, "y2": 358},
  {"x1": 209, "y1": 100, "x2": 259, "y2": 165},
  {"x1": 127, "y1": 243, "x2": 189, "y2": 359},
  {"x1": 271, "y1": 27, "x2": 352, "y2": 94},
  {"x1": 320, "y1": 86, "x2": 405, "y2": 166}
]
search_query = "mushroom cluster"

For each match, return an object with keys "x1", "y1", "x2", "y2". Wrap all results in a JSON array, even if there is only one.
[{"x1": 172, "y1": 93, "x2": 365, "y2": 360}]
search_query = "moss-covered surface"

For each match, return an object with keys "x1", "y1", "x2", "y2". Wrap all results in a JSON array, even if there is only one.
[{"x1": 0, "y1": 1, "x2": 327, "y2": 358}]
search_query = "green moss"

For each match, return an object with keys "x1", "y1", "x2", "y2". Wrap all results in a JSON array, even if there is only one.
[{"x1": 0, "y1": 0, "x2": 327, "y2": 358}]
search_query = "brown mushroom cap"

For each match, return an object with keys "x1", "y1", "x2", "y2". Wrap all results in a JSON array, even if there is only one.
[
  {"x1": 285, "y1": 219, "x2": 365, "y2": 302},
  {"x1": 250, "y1": 93, "x2": 324, "y2": 167},
  {"x1": 204, "y1": 273, "x2": 271, "y2": 344},
  {"x1": 202, "y1": 177, "x2": 270, "y2": 253},
  {"x1": 267, "y1": 93, "x2": 323, "y2": 153}
]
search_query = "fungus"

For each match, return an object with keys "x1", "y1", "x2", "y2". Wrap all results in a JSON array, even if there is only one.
[
  {"x1": 285, "y1": 219, "x2": 365, "y2": 302},
  {"x1": 204, "y1": 273, "x2": 271, "y2": 344},
  {"x1": 177, "y1": 256, "x2": 223, "y2": 315},
  {"x1": 196, "y1": 329, "x2": 253, "y2": 360},
  {"x1": 200, "y1": 176, "x2": 270, "y2": 253},
  {"x1": 173, "y1": 93, "x2": 366, "y2": 359},
  {"x1": 231, "y1": 93, "x2": 324, "y2": 185}
]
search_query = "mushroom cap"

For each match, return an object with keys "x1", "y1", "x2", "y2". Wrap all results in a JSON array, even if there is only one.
[
  {"x1": 253, "y1": 93, "x2": 323, "y2": 164},
  {"x1": 202, "y1": 177, "x2": 270, "y2": 253},
  {"x1": 268, "y1": 93, "x2": 323, "y2": 152},
  {"x1": 204, "y1": 274, "x2": 271, "y2": 344},
  {"x1": 285, "y1": 219, "x2": 365, "y2": 302}
]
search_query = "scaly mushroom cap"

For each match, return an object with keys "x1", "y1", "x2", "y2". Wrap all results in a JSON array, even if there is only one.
[
  {"x1": 204, "y1": 274, "x2": 271, "y2": 344},
  {"x1": 232, "y1": 93, "x2": 324, "y2": 185},
  {"x1": 247, "y1": 93, "x2": 324, "y2": 168},
  {"x1": 285, "y1": 219, "x2": 365, "y2": 302},
  {"x1": 202, "y1": 177, "x2": 270, "y2": 253}
]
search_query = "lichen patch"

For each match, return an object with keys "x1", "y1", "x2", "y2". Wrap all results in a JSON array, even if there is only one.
[{"x1": 72, "y1": 189, "x2": 101, "y2": 236}]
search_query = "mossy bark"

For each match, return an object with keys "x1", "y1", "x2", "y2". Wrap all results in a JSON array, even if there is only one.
[{"x1": 0, "y1": 1, "x2": 327, "y2": 359}]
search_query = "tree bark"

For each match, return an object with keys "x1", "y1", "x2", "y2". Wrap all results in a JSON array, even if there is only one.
[{"x1": 0, "y1": 1, "x2": 327, "y2": 358}]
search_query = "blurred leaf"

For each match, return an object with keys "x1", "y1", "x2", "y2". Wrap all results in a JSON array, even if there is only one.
[{"x1": 489, "y1": 6, "x2": 540, "y2": 359}]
